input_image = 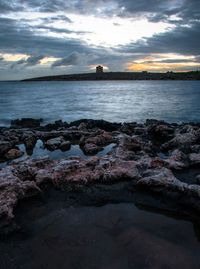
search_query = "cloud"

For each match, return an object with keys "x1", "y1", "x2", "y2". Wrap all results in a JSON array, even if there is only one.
[
  {"x1": 0, "y1": 17, "x2": 95, "y2": 58},
  {"x1": 0, "y1": 0, "x2": 200, "y2": 80},
  {"x1": 52, "y1": 52, "x2": 82, "y2": 67},
  {"x1": 118, "y1": 20, "x2": 200, "y2": 56}
]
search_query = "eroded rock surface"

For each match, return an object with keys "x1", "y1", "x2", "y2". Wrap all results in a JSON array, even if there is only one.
[{"x1": 1, "y1": 118, "x2": 200, "y2": 227}]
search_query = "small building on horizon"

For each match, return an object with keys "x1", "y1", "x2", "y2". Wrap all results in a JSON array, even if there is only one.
[{"x1": 96, "y1": 65, "x2": 103, "y2": 73}]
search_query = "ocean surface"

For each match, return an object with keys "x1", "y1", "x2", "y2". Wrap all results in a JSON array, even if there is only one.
[{"x1": 0, "y1": 80, "x2": 200, "y2": 126}]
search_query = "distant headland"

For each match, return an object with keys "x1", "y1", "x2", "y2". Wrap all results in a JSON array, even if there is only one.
[{"x1": 23, "y1": 66, "x2": 200, "y2": 81}]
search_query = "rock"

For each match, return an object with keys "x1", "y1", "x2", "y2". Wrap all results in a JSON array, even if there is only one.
[
  {"x1": 120, "y1": 122, "x2": 137, "y2": 135},
  {"x1": 117, "y1": 134, "x2": 142, "y2": 151},
  {"x1": 43, "y1": 120, "x2": 69, "y2": 131},
  {"x1": 189, "y1": 153, "x2": 200, "y2": 166},
  {"x1": 145, "y1": 119, "x2": 166, "y2": 125},
  {"x1": 0, "y1": 165, "x2": 41, "y2": 220},
  {"x1": 0, "y1": 141, "x2": 13, "y2": 156},
  {"x1": 60, "y1": 141, "x2": 71, "y2": 151},
  {"x1": 148, "y1": 124, "x2": 174, "y2": 141},
  {"x1": 161, "y1": 132, "x2": 198, "y2": 151},
  {"x1": 164, "y1": 149, "x2": 188, "y2": 170},
  {"x1": 45, "y1": 136, "x2": 65, "y2": 151},
  {"x1": 70, "y1": 119, "x2": 121, "y2": 131},
  {"x1": 24, "y1": 133, "x2": 37, "y2": 150},
  {"x1": 82, "y1": 143, "x2": 102, "y2": 154},
  {"x1": 2, "y1": 118, "x2": 200, "y2": 226},
  {"x1": 5, "y1": 148, "x2": 23, "y2": 160},
  {"x1": 134, "y1": 127, "x2": 147, "y2": 135},
  {"x1": 11, "y1": 118, "x2": 42, "y2": 128},
  {"x1": 150, "y1": 158, "x2": 165, "y2": 169},
  {"x1": 83, "y1": 131, "x2": 114, "y2": 147}
]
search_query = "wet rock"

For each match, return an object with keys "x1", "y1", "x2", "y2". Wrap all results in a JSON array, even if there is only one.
[
  {"x1": 2, "y1": 119, "x2": 200, "y2": 227},
  {"x1": 0, "y1": 166, "x2": 41, "y2": 220},
  {"x1": 83, "y1": 143, "x2": 102, "y2": 154},
  {"x1": 60, "y1": 141, "x2": 71, "y2": 151},
  {"x1": 80, "y1": 131, "x2": 114, "y2": 155},
  {"x1": 23, "y1": 133, "x2": 37, "y2": 150},
  {"x1": 5, "y1": 148, "x2": 23, "y2": 160},
  {"x1": 37, "y1": 130, "x2": 88, "y2": 142},
  {"x1": 45, "y1": 136, "x2": 65, "y2": 151},
  {"x1": 70, "y1": 119, "x2": 121, "y2": 132},
  {"x1": 83, "y1": 131, "x2": 114, "y2": 147},
  {"x1": 11, "y1": 118, "x2": 42, "y2": 128}
]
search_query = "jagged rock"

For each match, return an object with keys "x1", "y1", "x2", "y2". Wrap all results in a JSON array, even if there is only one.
[{"x1": 2, "y1": 119, "x2": 200, "y2": 228}]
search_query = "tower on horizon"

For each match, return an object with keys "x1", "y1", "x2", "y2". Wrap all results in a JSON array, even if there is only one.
[{"x1": 96, "y1": 65, "x2": 103, "y2": 73}]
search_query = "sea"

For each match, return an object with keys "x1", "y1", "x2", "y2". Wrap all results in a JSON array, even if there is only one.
[{"x1": 0, "y1": 80, "x2": 200, "y2": 126}]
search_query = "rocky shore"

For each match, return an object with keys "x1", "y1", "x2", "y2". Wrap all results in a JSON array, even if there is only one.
[{"x1": 1, "y1": 118, "x2": 200, "y2": 233}]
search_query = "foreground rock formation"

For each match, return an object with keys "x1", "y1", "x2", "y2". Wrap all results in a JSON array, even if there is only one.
[{"x1": 0, "y1": 118, "x2": 200, "y2": 231}]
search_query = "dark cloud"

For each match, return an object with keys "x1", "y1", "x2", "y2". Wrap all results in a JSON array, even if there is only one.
[
  {"x1": 52, "y1": 52, "x2": 82, "y2": 67},
  {"x1": 0, "y1": 17, "x2": 94, "y2": 58},
  {"x1": 1, "y1": 0, "x2": 199, "y2": 23},
  {"x1": 119, "y1": 20, "x2": 200, "y2": 56},
  {"x1": 0, "y1": 0, "x2": 200, "y2": 80},
  {"x1": 12, "y1": 55, "x2": 45, "y2": 68}
]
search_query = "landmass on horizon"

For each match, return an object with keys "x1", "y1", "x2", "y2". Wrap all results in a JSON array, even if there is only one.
[{"x1": 23, "y1": 65, "x2": 200, "y2": 81}]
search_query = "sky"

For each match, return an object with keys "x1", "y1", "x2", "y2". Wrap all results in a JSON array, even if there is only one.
[{"x1": 0, "y1": 0, "x2": 200, "y2": 80}]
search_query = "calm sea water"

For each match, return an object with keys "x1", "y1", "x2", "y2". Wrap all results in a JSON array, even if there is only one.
[{"x1": 0, "y1": 80, "x2": 200, "y2": 126}]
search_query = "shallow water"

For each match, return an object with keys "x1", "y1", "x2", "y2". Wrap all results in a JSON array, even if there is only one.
[
  {"x1": 0, "y1": 140, "x2": 116, "y2": 168},
  {"x1": 0, "y1": 80, "x2": 200, "y2": 126},
  {"x1": 1, "y1": 200, "x2": 200, "y2": 269}
]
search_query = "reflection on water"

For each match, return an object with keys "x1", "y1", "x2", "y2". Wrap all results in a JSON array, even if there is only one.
[
  {"x1": 0, "y1": 140, "x2": 116, "y2": 168},
  {"x1": 0, "y1": 80, "x2": 200, "y2": 126},
  {"x1": 2, "y1": 201, "x2": 200, "y2": 269}
]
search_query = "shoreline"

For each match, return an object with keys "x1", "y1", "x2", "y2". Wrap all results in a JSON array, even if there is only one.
[
  {"x1": 0, "y1": 118, "x2": 200, "y2": 234},
  {"x1": 1, "y1": 117, "x2": 200, "y2": 268}
]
